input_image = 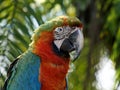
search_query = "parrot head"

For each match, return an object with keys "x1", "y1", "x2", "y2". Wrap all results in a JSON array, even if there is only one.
[
  {"x1": 53, "y1": 26, "x2": 84, "y2": 61},
  {"x1": 31, "y1": 16, "x2": 84, "y2": 61}
]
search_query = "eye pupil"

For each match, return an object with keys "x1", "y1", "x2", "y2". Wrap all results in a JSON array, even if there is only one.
[{"x1": 59, "y1": 28, "x2": 63, "y2": 31}]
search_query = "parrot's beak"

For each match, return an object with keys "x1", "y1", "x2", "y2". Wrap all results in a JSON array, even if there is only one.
[{"x1": 60, "y1": 28, "x2": 84, "y2": 61}]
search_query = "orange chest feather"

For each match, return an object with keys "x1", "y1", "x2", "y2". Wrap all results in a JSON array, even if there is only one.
[
  {"x1": 40, "y1": 59, "x2": 69, "y2": 90},
  {"x1": 33, "y1": 31, "x2": 70, "y2": 90}
]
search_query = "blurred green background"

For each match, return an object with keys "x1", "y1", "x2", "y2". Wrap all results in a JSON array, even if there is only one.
[{"x1": 0, "y1": 0, "x2": 120, "y2": 90}]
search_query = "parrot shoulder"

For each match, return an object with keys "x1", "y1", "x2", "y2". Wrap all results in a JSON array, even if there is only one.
[
  {"x1": 3, "y1": 50, "x2": 41, "y2": 90},
  {"x1": 3, "y1": 57, "x2": 19, "y2": 90}
]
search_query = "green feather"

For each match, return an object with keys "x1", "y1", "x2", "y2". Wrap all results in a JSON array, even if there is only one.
[{"x1": 30, "y1": 16, "x2": 82, "y2": 48}]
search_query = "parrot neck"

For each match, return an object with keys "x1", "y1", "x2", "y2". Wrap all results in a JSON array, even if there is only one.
[{"x1": 32, "y1": 31, "x2": 70, "y2": 90}]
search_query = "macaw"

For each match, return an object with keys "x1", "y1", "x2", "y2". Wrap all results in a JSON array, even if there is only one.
[{"x1": 3, "y1": 16, "x2": 84, "y2": 90}]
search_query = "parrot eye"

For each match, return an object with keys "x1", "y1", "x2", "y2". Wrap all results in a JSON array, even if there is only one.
[
  {"x1": 54, "y1": 27, "x2": 64, "y2": 40},
  {"x1": 54, "y1": 27, "x2": 64, "y2": 34}
]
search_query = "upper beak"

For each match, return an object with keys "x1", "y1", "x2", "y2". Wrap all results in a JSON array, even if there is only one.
[{"x1": 60, "y1": 28, "x2": 84, "y2": 61}]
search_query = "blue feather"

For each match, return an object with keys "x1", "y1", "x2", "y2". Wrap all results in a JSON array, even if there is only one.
[
  {"x1": 3, "y1": 50, "x2": 69, "y2": 90},
  {"x1": 4, "y1": 50, "x2": 41, "y2": 90}
]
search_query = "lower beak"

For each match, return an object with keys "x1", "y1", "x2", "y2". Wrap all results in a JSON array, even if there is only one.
[{"x1": 60, "y1": 29, "x2": 84, "y2": 61}]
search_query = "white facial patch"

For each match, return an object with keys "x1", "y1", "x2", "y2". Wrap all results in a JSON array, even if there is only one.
[
  {"x1": 54, "y1": 38, "x2": 65, "y2": 50},
  {"x1": 53, "y1": 26, "x2": 84, "y2": 60}
]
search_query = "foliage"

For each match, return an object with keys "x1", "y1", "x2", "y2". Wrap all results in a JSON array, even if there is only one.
[
  {"x1": 0, "y1": 0, "x2": 42, "y2": 88},
  {"x1": 0, "y1": 0, "x2": 120, "y2": 90}
]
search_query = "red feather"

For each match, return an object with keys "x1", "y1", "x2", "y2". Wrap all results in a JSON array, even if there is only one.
[{"x1": 33, "y1": 31, "x2": 70, "y2": 90}]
